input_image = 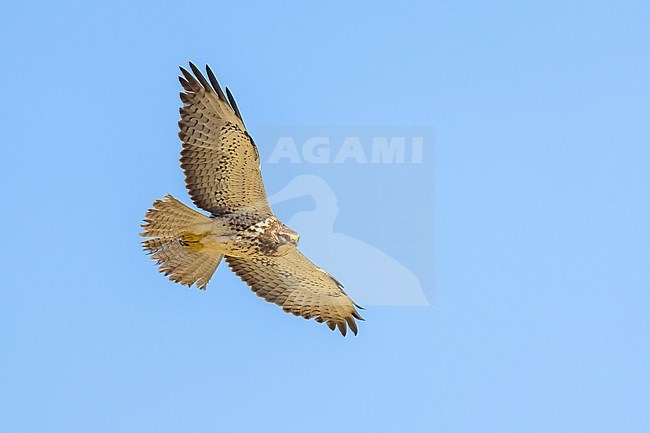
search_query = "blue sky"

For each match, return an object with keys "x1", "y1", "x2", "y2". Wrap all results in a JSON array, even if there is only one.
[{"x1": 1, "y1": 1, "x2": 649, "y2": 432}]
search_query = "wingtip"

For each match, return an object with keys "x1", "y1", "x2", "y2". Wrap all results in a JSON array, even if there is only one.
[
  {"x1": 179, "y1": 65, "x2": 190, "y2": 76},
  {"x1": 205, "y1": 64, "x2": 227, "y2": 100},
  {"x1": 187, "y1": 61, "x2": 200, "y2": 77},
  {"x1": 179, "y1": 66, "x2": 200, "y2": 90},
  {"x1": 225, "y1": 87, "x2": 244, "y2": 122},
  {"x1": 188, "y1": 62, "x2": 212, "y2": 91},
  {"x1": 346, "y1": 316, "x2": 359, "y2": 335},
  {"x1": 337, "y1": 321, "x2": 348, "y2": 337}
]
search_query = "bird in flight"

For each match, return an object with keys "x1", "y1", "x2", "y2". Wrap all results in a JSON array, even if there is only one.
[{"x1": 141, "y1": 62, "x2": 363, "y2": 336}]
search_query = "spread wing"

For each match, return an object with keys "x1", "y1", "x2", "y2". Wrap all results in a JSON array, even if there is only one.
[
  {"x1": 226, "y1": 250, "x2": 364, "y2": 336},
  {"x1": 177, "y1": 62, "x2": 272, "y2": 217}
]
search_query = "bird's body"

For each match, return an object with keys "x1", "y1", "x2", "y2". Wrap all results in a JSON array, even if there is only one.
[{"x1": 141, "y1": 62, "x2": 363, "y2": 335}]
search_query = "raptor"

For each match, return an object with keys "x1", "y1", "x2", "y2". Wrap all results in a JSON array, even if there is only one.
[{"x1": 141, "y1": 63, "x2": 363, "y2": 336}]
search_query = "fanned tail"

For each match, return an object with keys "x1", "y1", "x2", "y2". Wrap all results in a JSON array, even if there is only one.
[{"x1": 141, "y1": 195, "x2": 223, "y2": 290}]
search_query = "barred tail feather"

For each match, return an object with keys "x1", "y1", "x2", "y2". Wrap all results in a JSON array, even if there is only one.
[{"x1": 141, "y1": 195, "x2": 222, "y2": 290}]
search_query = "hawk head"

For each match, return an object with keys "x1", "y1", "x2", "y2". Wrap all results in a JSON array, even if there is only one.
[
  {"x1": 247, "y1": 218, "x2": 300, "y2": 256},
  {"x1": 278, "y1": 225, "x2": 300, "y2": 245}
]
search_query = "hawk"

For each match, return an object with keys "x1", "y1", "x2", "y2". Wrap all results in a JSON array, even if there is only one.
[{"x1": 141, "y1": 62, "x2": 363, "y2": 336}]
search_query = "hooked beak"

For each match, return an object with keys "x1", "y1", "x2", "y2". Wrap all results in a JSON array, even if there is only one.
[{"x1": 281, "y1": 227, "x2": 300, "y2": 245}]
